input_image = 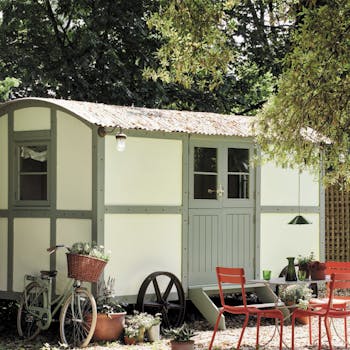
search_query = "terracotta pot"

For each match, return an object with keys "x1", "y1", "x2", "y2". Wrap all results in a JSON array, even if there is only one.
[
  {"x1": 296, "y1": 315, "x2": 309, "y2": 325},
  {"x1": 124, "y1": 336, "x2": 137, "y2": 345},
  {"x1": 170, "y1": 340, "x2": 195, "y2": 350},
  {"x1": 93, "y1": 312, "x2": 126, "y2": 341},
  {"x1": 311, "y1": 269, "x2": 325, "y2": 280}
]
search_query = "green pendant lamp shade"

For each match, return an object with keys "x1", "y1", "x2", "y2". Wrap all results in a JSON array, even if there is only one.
[
  {"x1": 288, "y1": 215, "x2": 311, "y2": 225},
  {"x1": 288, "y1": 170, "x2": 311, "y2": 225}
]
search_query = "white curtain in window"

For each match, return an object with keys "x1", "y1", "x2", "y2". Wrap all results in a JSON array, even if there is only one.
[{"x1": 20, "y1": 146, "x2": 47, "y2": 162}]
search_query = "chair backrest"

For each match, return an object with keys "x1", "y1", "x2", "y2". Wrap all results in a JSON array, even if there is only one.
[
  {"x1": 326, "y1": 261, "x2": 350, "y2": 274},
  {"x1": 216, "y1": 267, "x2": 248, "y2": 309},
  {"x1": 326, "y1": 272, "x2": 350, "y2": 310},
  {"x1": 325, "y1": 262, "x2": 350, "y2": 297}
]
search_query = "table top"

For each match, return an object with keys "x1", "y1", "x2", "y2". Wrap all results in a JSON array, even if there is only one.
[{"x1": 248, "y1": 276, "x2": 330, "y2": 285}]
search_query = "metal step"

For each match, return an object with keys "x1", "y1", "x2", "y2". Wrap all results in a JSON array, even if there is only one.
[{"x1": 188, "y1": 282, "x2": 288, "y2": 330}]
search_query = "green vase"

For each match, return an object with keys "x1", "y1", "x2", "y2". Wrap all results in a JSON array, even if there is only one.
[{"x1": 285, "y1": 257, "x2": 297, "y2": 281}]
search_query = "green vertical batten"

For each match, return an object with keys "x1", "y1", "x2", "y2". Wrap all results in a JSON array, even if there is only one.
[
  {"x1": 7, "y1": 111, "x2": 14, "y2": 291},
  {"x1": 181, "y1": 135, "x2": 190, "y2": 296},
  {"x1": 92, "y1": 125, "x2": 105, "y2": 246},
  {"x1": 319, "y1": 155, "x2": 326, "y2": 261},
  {"x1": 50, "y1": 108, "x2": 57, "y2": 275},
  {"x1": 254, "y1": 146, "x2": 261, "y2": 279}
]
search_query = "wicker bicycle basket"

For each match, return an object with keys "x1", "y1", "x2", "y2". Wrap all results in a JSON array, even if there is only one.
[{"x1": 66, "y1": 253, "x2": 107, "y2": 283}]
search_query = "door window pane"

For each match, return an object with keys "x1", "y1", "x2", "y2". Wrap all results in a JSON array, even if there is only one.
[
  {"x1": 194, "y1": 174, "x2": 217, "y2": 199},
  {"x1": 228, "y1": 148, "x2": 249, "y2": 199},
  {"x1": 194, "y1": 147, "x2": 217, "y2": 199},
  {"x1": 194, "y1": 147, "x2": 217, "y2": 172},
  {"x1": 228, "y1": 148, "x2": 249, "y2": 172},
  {"x1": 228, "y1": 174, "x2": 249, "y2": 199}
]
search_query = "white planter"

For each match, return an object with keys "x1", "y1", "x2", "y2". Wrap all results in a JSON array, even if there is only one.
[{"x1": 147, "y1": 323, "x2": 160, "y2": 342}]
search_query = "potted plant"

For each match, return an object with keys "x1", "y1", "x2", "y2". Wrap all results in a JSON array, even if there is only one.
[
  {"x1": 145, "y1": 313, "x2": 162, "y2": 342},
  {"x1": 67, "y1": 241, "x2": 110, "y2": 283},
  {"x1": 164, "y1": 324, "x2": 196, "y2": 350},
  {"x1": 297, "y1": 252, "x2": 315, "y2": 279},
  {"x1": 279, "y1": 284, "x2": 313, "y2": 324},
  {"x1": 93, "y1": 277, "x2": 127, "y2": 341},
  {"x1": 309, "y1": 261, "x2": 326, "y2": 280},
  {"x1": 124, "y1": 311, "x2": 156, "y2": 344}
]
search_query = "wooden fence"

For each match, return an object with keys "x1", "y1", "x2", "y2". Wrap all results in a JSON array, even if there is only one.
[{"x1": 325, "y1": 185, "x2": 350, "y2": 261}]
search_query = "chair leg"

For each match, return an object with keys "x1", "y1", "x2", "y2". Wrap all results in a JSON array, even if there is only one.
[
  {"x1": 318, "y1": 316, "x2": 322, "y2": 350},
  {"x1": 324, "y1": 317, "x2": 333, "y2": 350},
  {"x1": 278, "y1": 317, "x2": 283, "y2": 350},
  {"x1": 208, "y1": 310, "x2": 224, "y2": 350},
  {"x1": 345, "y1": 316, "x2": 348, "y2": 348},
  {"x1": 237, "y1": 313, "x2": 249, "y2": 350},
  {"x1": 309, "y1": 316, "x2": 312, "y2": 345},
  {"x1": 291, "y1": 313, "x2": 296, "y2": 350},
  {"x1": 256, "y1": 314, "x2": 261, "y2": 350}
]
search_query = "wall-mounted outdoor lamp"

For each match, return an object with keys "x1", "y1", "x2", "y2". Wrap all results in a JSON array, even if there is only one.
[
  {"x1": 98, "y1": 126, "x2": 127, "y2": 152},
  {"x1": 288, "y1": 170, "x2": 311, "y2": 225}
]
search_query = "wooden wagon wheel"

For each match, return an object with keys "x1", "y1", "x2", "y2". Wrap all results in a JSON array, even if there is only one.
[{"x1": 136, "y1": 271, "x2": 186, "y2": 329}]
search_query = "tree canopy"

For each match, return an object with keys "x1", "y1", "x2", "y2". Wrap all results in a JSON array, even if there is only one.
[
  {"x1": 0, "y1": 0, "x2": 290, "y2": 114},
  {"x1": 0, "y1": 77, "x2": 19, "y2": 101},
  {"x1": 254, "y1": 0, "x2": 350, "y2": 188}
]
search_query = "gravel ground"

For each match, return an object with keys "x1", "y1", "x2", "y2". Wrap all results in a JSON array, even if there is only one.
[{"x1": 1, "y1": 314, "x2": 349, "y2": 350}]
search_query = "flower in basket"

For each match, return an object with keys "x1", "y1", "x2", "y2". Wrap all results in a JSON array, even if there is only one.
[
  {"x1": 69, "y1": 241, "x2": 111, "y2": 261},
  {"x1": 96, "y1": 277, "x2": 126, "y2": 315},
  {"x1": 67, "y1": 242, "x2": 111, "y2": 283},
  {"x1": 279, "y1": 284, "x2": 313, "y2": 309}
]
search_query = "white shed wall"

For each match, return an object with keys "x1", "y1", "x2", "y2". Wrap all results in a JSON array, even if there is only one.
[
  {"x1": 13, "y1": 107, "x2": 50, "y2": 131},
  {"x1": 13, "y1": 218, "x2": 50, "y2": 292},
  {"x1": 56, "y1": 219, "x2": 92, "y2": 294},
  {"x1": 56, "y1": 111, "x2": 92, "y2": 210},
  {"x1": 0, "y1": 115, "x2": 8, "y2": 209},
  {"x1": 0, "y1": 218, "x2": 8, "y2": 290},
  {"x1": 260, "y1": 213, "x2": 319, "y2": 278},
  {"x1": 104, "y1": 214, "x2": 182, "y2": 297},
  {"x1": 105, "y1": 137, "x2": 182, "y2": 206},
  {"x1": 261, "y1": 162, "x2": 319, "y2": 206}
]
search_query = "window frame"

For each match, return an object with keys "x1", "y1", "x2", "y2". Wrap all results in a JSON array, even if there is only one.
[{"x1": 13, "y1": 131, "x2": 51, "y2": 207}]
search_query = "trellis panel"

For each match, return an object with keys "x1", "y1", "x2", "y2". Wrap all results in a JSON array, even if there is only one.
[{"x1": 326, "y1": 185, "x2": 350, "y2": 261}]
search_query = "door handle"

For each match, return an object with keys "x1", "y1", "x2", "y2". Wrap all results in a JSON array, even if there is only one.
[{"x1": 207, "y1": 185, "x2": 224, "y2": 197}]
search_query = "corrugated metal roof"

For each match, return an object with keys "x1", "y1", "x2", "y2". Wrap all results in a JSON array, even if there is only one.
[{"x1": 18, "y1": 98, "x2": 254, "y2": 137}]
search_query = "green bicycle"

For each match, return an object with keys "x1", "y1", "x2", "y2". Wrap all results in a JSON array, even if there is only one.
[{"x1": 17, "y1": 245, "x2": 98, "y2": 348}]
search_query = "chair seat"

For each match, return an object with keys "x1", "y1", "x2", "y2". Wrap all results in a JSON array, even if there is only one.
[{"x1": 309, "y1": 297, "x2": 348, "y2": 309}]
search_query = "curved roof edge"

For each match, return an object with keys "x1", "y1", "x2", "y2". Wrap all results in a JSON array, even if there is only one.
[{"x1": 0, "y1": 97, "x2": 255, "y2": 137}]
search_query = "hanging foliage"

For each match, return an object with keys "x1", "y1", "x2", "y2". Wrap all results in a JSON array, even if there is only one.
[
  {"x1": 143, "y1": 0, "x2": 236, "y2": 90},
  {"x1": 254, "y1": 0, "x2": 350, "y2": 188}
]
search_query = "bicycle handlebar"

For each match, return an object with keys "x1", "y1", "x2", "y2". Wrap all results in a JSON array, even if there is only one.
[{"x1": 47, "y1": 244, "x2": 68, "y2": 254}]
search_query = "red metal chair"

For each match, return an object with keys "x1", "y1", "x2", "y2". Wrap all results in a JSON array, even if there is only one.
[
  {"x1": 307, "y1": 261, "x2": 350, "y2": 346},
  {"x1": 292, "y1": 272, "x2": 350, "y2": 350},
  {"x1": 208, "y1": 267, "x2": 284, "y2": 350}
]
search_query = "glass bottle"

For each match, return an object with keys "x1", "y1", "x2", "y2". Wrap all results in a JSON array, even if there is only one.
[{"x1": 285, "y1": 257, "x2": 297, "y2": 281}]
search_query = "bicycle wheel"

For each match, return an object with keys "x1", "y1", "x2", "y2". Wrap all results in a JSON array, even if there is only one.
[
  {"x1": 17, "y1": 282, "x2": 46, "y2": 340},
  {"x1": 59, "y1": 287, "x2": 97, "y2": 348}
]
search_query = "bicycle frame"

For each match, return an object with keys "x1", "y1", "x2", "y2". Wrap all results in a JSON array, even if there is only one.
[{"x1": 24, "y1": 274, "x2": 75, "y2": 330}]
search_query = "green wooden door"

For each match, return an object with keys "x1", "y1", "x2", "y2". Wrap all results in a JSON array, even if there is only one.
[{"x1": 188, "y1": 141, "x2": 255, "y2": 286}]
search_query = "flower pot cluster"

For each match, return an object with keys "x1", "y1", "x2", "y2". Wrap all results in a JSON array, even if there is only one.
[
  {"x1": 124, "y1": 311, "x2": 162, "y2": 344},
  {"x1": 278, "y1": 283, "x2": 313, "y2": 323}
]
